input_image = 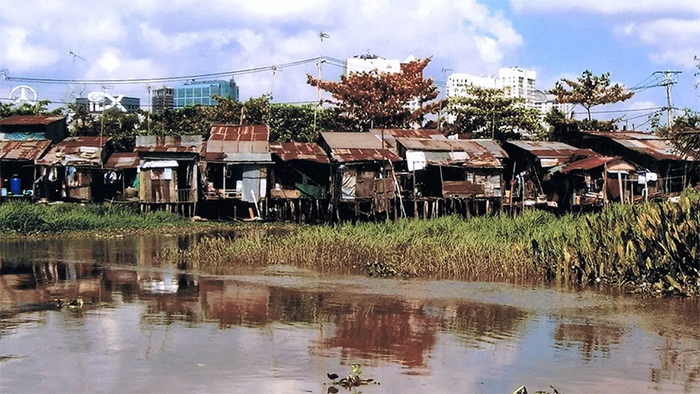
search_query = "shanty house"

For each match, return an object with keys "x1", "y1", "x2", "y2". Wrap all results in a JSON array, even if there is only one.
[
  {"x1": 574, "y1": 131, "x2": 697, "y2": 198},
  {"x1": 556, "y1": 156, "x2": 638, "y2": 208},
  {"x1": 0, "y1": 140, "x2": 51, "y2": 200},
  {"x1": 503, "y1": 140, "x2": 599, "y2": 207},
  {"x1": 318, "y1": 132, "x2": 402, "y2": 217},
  {"x1": 269, "y1": 142, "x2": 331, "y2": 222},
  {"x1": 103, "y1": 152, "x2": 140, "y2": 201},
  {"x1": 202, "y1": 124, "x2": 272, "y2": 219},
  {"x1": 35, "y1": 136, "x2": 112, "y2": 202},
  {"x1": 135, "y1": 135, "x2": 202, "y2": 210},
  {"x1": 395, "y1": 138, "x2": 505, "y2": 199},
  {"x1": 0, "y1": 115, "x2": 67, "y2": 143}
]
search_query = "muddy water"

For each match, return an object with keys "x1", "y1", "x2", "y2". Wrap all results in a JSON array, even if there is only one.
[{"x1": 0, "y1": 233, "x2": 698, "y2": 394}]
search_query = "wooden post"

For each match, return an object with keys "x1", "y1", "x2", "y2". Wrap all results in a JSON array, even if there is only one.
[{"x1": 617, "y1": 172, "x2": 624, "y2": 204}]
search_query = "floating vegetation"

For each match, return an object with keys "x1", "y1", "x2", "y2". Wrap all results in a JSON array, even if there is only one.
[{"x1": 326, "y1": 364, "x2": 379, "y2": 392}]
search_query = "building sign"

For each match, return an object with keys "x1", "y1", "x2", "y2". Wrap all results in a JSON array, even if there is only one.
[
  {"x1": 9, "y1": 85, "x2": 37, "y2": 105},
  {"x1": 87, "y1": 91, "x2": 127, "y2": 112}
]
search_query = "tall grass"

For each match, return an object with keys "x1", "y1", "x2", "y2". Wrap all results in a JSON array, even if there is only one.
[
  {"x1": 0, "y1": 201, "x2": 186, "y2": 235},
  {"x1": 169, "y1": 190, "x2": 700, "y2": 296}
]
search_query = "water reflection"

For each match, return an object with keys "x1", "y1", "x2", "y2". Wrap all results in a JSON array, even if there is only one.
[{"x1": 1, "y1": 234, "x2": 699, "y2": 393}]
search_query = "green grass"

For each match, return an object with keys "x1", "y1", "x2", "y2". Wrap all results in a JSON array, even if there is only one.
[
  {"x1": 167, "y1": 190, "x2": 700, "y2": 297},
  {"x1": 0, "y1": 201, "x2": 187, "y2": 235}
]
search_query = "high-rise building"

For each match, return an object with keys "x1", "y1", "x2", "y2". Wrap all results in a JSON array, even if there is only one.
[
  {"x1": 498, "y1": 67, "x2": 537, "y2": 107},
  {"x1": 533, "y1": 89, "x2": 572, "y2": 117},
  {"x1": 173, "y1": 78, "x2": 239, "y2": 109},
  {"x1": 446, "y1": 73, "x2": 498, "y2": 98},
  {"x1": 151, "y1": 87, "x2": 174, "y2": 113}
]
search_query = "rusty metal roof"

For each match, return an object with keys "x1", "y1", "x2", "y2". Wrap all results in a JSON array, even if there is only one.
[
  {"x1": 370, "y1": 128, "x2": 447, "y2": 149},
  {"x1": 397, "y1": 138, "x2": 502, "y2": 168},
  {"x1": 209, "y1": 124, "x2": 269, "y2": 142},
  {"x1": 320, "y1": 132, "x2": 384, "y2": 149},
  {"x1": 330, "y1": 148, "x2": 402, "y2": 163},
  {"x1": 0, "y1": 115, "x2": 66, "y2": 126},
  {"x1": 581, "y1": 131, "x2": 693, "y2": 161},
  {"x1": 36, "y1": 136, "x2": 112, "y2": 167},
  {"x1": 0, "y1": 140, "x2": 51, "y2": 161},
  {"x1": 560, "y1": 156, "x2": 631, "y2": 173},
  {"x1": 105, "y1": 152, "x2": 139, "y2": 170},
  {"x1": 271, "y1": 142, "x2": 329, "y2": 163},
  {"x1": 135, "y1": 135, "x2": 204, "y2": 153},
  {"x1": 507, "y1": 140, "x2": 597, "y2": 159},
  {"x1": 471, "y1": 139, "x2": 509, "y2": 159}
]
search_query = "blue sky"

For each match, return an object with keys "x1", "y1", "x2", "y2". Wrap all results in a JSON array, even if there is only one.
[{"x1": 0, "y1": 0, "x2": 698, "y2": 130}]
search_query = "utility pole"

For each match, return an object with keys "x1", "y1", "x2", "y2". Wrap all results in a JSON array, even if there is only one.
[{"x1": 653, "y1": 70, "x2": 681, "y2": 131}]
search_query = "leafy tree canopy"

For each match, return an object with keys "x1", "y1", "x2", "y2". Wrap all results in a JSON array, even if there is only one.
[
  {"x1": 550, "y1": 70, "x2": 634, "y2": 121},
  {"x1": 307, "y1": 57, "x2": 439, "y2": 131},
  {"x1": 445, "y1": 86, "x2": 543, "y2": 140}
]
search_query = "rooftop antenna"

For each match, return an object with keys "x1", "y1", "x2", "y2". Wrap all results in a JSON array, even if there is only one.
[{"x1": 319, "y1": 31, "x2": 330, "y2": 41}]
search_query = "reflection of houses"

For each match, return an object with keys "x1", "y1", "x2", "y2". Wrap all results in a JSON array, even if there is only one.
[
  {"x1": 135, "y1": 135, "x2": 202, "y2": 215},
  {"x1": 503, "y1": 140, "x2": 599, "y2": 208},
  {"x1": 202, "y1": 125, "x2": 272, "y2": 220},
  {"x1": 574, "y1": 131, "x2": 698, "y2": 198},
  {"x1": 556, "y1": 156, "x2": 638, "y2": 208},
  {"x1": 270, "y1": 142, "x2": 330, "y2": 222},
  {"x1": 199, "y1": 279, "x2": 270, "y2": 328},
  {"x1": 0, "y1": 115, "x2": 67, "y2": 143},
  {"x1": 0, "y1": 140, "x2": 51, "y2": 200},
  {"x1": 396, "y1": 138, "x2": 506, "y2": 215},
  {"x1": 35, "y1": 136, "x2": 113, "y2": 202},
  {"x1": 104, "y1": 152, "x2": 140, "y2": 201},
  {"x1": 318, "y1": 132, "x2": 402, "y2": 219}
]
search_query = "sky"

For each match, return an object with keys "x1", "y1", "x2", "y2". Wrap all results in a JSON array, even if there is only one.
[{"x1": 0, "y1": 0, "x2": 699, "y2": 130}]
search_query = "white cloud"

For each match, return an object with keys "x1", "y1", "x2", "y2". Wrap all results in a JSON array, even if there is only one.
[
  {"x1": 616, "y1": 18, "x2": 700, "y2": 68},
  {"x1": 1, "y1": 28, "x2": 60, "y2": 72},
  {"x1": 0, "y1": 0, "x2": 524, "y2": 104},
  {"x1": 509, "y1": 0, "x2": 700, "y2": 15}
]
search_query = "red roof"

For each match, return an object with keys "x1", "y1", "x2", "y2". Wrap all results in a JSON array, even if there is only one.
[
  {"x1": 209, "y1": 124, "x2": 269, "y2": 142},
  {"x1": 0, "y1": 140, "x2": 51, "y2": 161},
  {"x1": 0, "y1": 115, "x2": 65, "y2": 126},
  {"x1": 330, "y1": 148, "x2": 402, "y2": 163},
  {"x1": 53, "y1": 136, "x2": 111, "y2": 152},
  {"x1": 105, "y1": 152, "x2": 139, "y2": 170},
  {"x1": 561, "y1": 156, "x2": 623, "y2": 173},
  {"x1": 271, "y1": 142, "x2": 329, "y2": 163}
]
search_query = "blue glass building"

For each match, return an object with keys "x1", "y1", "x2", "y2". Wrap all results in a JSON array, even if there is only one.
[{"x1": 173, "y1": 78, "x2": 239, "y2": 109}]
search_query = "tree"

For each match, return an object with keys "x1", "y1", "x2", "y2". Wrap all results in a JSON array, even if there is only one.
[
  {"x1": 550, "y1": 70, "x2": 634, "y2": 121},
  {"x1": 446, "y1": 86, "x2": 543, "y2": 140},
  {"x1": 67, "y1": 104, "x2": 141, "y2": 152},
  {"x1": 0, "y1": 99, "x2": 63, "y2": 118},
  {"x1": 307, "y1": 57, "x2": 439, "y2": 131},
  {"x1": 669, "y1": 109, "x2": 700, "y2": 157},
  {"x1": 543, "y1": 107, "x2": 618, "y2": 142}
]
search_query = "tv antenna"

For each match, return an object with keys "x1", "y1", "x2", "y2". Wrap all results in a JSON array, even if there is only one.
[{"x1": 69, "y1": 51, "x2": 87, "y2": 63}]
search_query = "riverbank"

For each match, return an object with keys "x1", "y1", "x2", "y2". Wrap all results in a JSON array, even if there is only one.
[
  {"x1": 166, "y1": 191, "x2": 700, "y2": 297},
  {"x1": 0, "y1": 201, "x2": 237, "y2": 238}
]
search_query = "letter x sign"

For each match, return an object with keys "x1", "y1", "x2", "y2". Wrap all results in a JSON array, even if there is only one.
[{"x1": 87, "y1": 92, "x2": 127, "y2": 112}]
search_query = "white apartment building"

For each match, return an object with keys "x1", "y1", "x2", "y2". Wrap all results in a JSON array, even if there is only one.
[
  {"x1": 498, "y1": 67, "x2": 537, "y2": 107},
  {"x1": 533, "y1": 89, "x2": 573, "y2": 117},
  {"x1": 445, "y1": 73, "x2": 498, "y2": 98}
]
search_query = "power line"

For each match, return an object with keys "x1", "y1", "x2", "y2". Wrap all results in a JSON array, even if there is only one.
[{"x1": 3, "y1": 57, "x2": 324, "y2": 85}]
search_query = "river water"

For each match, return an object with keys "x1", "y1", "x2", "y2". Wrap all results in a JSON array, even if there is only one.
[{"x1": 0, "y1": 232, "x2": 698, "y2": 394}]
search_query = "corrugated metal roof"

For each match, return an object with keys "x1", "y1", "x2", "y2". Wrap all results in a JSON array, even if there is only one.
[
  {"x1": 270, "y1": 142, "x2": 330, "y2": 163},
  {"x1": 203, "y1": 151, "x2": 272, "y2": 163},
  {"x1": 0, "y1": 140, "x2": 51, "y2": 161},
  {"x1": 507, "y1": 140, "x2": 597, "y2": 159},
  {"x1": 0, "y1": 115, "x2": 66, "y2": 126},
  {"x1": 320, "y1": 132, "x2": 384, "y2": 149},
  {"x1": 36, "y1": 136, "x2": 111, "y2": 167},
  {"x1": 330, "y1": 148, "x2": 402, "y2": 163},
  {"x1": 397, "y1": 138, "x2": 502, "y2": 168},
  {"x1": 582, "y1": 131, "x2": 693, "y2": 161},
  {"x1": 561, "y1": 156, "x2": 628, "y2": 173},
  {"x1": 471, "y1": 139, "x2": 509, "y2": 159},
  {"x1": 205, "y1": 124, "x2": 270, "y2": 162},
  {"x1": 105, "y1": 152, "x2": 139, "y2": 170},
  {"x1": 135, "y1": 135, "x2": 204, "y2": 153},
  {"x1": 209, "y1": 124, "x2": 269, "y2": 142}
]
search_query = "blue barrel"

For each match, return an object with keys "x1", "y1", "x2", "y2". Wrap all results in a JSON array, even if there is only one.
[{"x1": 10, "y1": 176, "x2": 21, "y2": 195}]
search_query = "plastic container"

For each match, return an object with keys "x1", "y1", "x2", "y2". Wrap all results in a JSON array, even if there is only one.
[{"x1": 10, "y1": 175, "x2": 21, "y2": 195}]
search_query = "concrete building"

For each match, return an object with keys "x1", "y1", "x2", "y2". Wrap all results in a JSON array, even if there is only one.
[
  {"x1": 533, "y1": 89, "x2": 572, "y2": 117},
  {"x1": 173, "y1": 78, "x2": 239, "y2": 109},
  {"x1": 446, "y1": 73, "x2": 498, "y2": 98},
  {"x1": 498, "y1": 67, "x2": 537, "y2": 107},
  {"x1": 151, "y1": 87, "x2": 174, "y2": 113},
  {"x1": 345, "y1": 54, "x2": 402, "y2": 77}
]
